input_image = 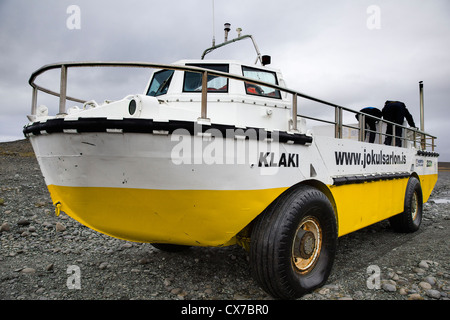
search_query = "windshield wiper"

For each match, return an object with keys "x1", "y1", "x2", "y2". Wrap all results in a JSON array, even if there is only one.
[{"x1": 155, "y1": 73, "x2": 174, "y2": 96}]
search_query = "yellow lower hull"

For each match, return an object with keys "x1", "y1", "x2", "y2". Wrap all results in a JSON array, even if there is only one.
[
  {"x1": 331, "y1": 173, "x2": 437, "y2": 236},
  {"x1": 48, "y1": 185, "x2": 288, "y2": 246},
  {"x1": 48, "y1": 173, "x2": 437, "y2": 246}
]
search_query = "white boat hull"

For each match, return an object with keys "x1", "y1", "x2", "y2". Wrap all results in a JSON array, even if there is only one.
[{"x1": 28, "y1": 123, "x2": 438, "y2": 245}]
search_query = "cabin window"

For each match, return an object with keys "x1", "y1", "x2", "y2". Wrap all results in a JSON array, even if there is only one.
[
  {"x1": 147, "y1": 69, "x2": 174, "y2": 97},
  {"x1": 242, "y1": 66, "x2": 281, "y2": 99},
  {"x1": 183, "y1": 64, "x2": 229, "y2": 93}
]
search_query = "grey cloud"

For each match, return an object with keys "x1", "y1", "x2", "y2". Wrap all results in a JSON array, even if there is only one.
[{"x1": 1, "y1": 0, "x2": 449, "y2": 159}]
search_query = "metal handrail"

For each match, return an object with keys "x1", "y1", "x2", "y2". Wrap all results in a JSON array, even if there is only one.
[
  {"x1": 28, "y1": 61, "x2": 437, "y2": 151},
  {"x1": 356, "y1": 112, "x2": 435, "y2": 150}
]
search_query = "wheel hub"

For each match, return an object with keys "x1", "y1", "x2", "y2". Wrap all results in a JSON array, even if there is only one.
[
  {"x1": 411, "y1": 192, "x2": 418, "y2": 221},
  {"x1": 297, "y1": 230, "x2": 316, "y2": 259},
  {"x1": 292, "y1": 217, "x2": 322, "y2": 273}
]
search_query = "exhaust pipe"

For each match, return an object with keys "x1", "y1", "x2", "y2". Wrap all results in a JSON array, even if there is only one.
[{"x1": 419, "y1": 81, "x2": 424, "y2": 132}]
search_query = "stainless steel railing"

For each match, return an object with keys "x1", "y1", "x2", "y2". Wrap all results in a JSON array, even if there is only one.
[{"x1": 28, "y1": 61, "x2": 437, "y2": 151}]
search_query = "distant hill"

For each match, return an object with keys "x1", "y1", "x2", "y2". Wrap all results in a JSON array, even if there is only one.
[
  {"x1": 0, "y1": 139, "x2": 34, "y2": 157},
  {"x1": 439, "y1": 162, "x2": 450, "y2": 172}
]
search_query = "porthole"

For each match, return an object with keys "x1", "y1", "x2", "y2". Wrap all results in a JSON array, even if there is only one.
[{"x1": 128, "y1": 99, "x2": 137, "y2": 115}]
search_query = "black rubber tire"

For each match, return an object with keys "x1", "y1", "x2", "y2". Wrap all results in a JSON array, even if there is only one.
[
  {"x1": 389, "y1": 176, "x2": 423, "y2": 233},
  {"x1": 250, "y1": 185, "x2": 337, "y2": 299},
  {"x1": 150, "y1": 243, "x2": 191, "y2": 252}
]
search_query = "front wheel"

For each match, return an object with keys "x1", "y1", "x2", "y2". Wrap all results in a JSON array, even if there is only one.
[
  {"x1": 250, "y1": 185, "x2": 337, "y2": 299},
  {"x1": 389, "y1": 176, "x2": 423, "y2": 233}
]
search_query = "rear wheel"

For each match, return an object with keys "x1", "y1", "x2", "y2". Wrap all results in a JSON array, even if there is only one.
[
  {"x1": 250, "y1": 185, "x2": 337, "y2": 299},
  {"x1": 389, "y1": 176, "x2": 423, "y2": 233}
]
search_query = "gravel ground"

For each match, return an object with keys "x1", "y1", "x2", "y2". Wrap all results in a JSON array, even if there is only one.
[{"x1": 1, "y1": 139, "x2": 449, "y2": 302}]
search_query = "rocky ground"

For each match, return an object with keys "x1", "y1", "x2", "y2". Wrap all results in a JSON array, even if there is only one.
[{"x1": 0, "y1": 139, "x2": 449, "y2": 302}]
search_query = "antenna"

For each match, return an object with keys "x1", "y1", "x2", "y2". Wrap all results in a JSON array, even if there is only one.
[{"x1": 212, "y1": 0, "x2": 216, "y2": 46}]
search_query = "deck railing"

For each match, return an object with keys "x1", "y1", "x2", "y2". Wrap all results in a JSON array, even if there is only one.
[{"x1": 28, "y1": 62, "x2": 437, "y2": 151}]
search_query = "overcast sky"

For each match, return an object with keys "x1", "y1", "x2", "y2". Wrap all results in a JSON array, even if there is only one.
[{"x1": 1, "y1": 0, "x2": 449, "y2": 160}]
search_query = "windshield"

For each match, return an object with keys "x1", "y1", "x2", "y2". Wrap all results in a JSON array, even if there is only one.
[
  {"x1": 147, "y1": 69, "x2": 174, "y2": 96},
  {"x1": 183, "y1": 64, "x2": 229, "y2": 92},
  {"x1": 242, "y1": 66, "x2": 281, "y2": 99}
]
